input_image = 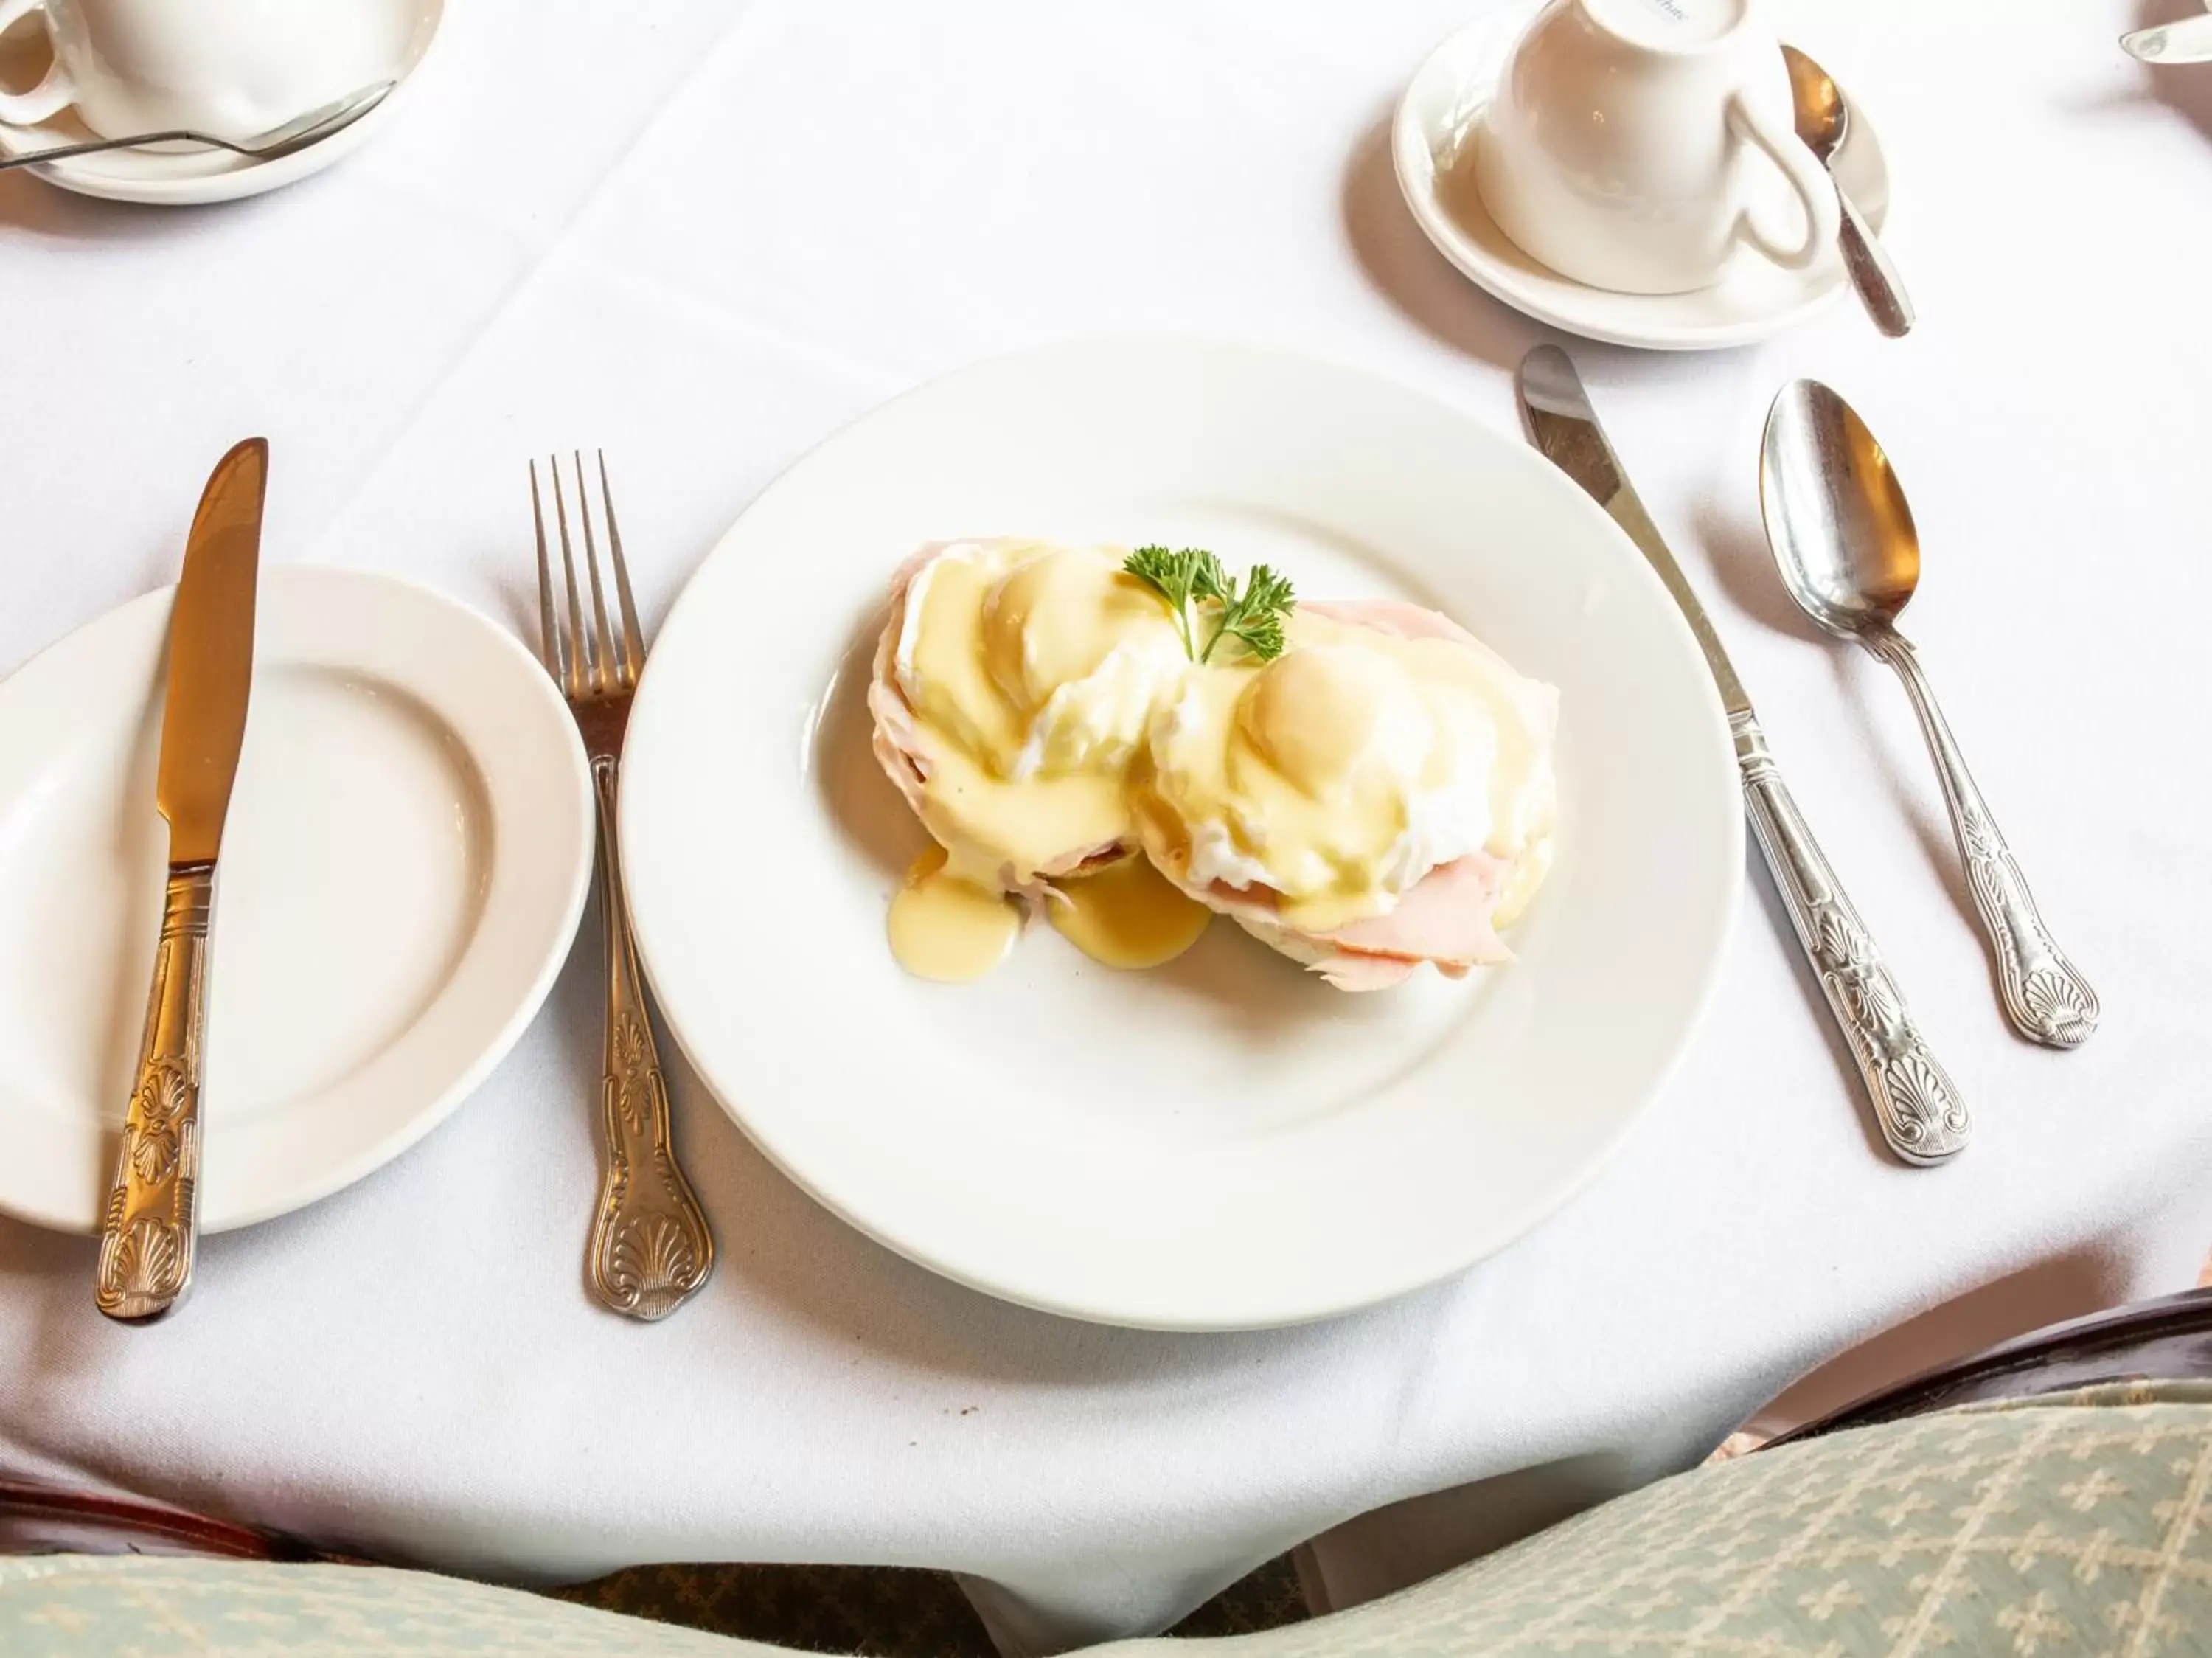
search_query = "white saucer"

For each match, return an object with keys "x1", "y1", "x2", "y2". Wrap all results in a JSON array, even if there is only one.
[
  {"x1": 0, "y1": 566, "x2": 593, "y2": 1234},
  {"x1": 1394, "y1": 8, "x2": 1892, "y2": 352},
  {"x1": 0, "y1": 0, "x2": 440, "y2": 206}
]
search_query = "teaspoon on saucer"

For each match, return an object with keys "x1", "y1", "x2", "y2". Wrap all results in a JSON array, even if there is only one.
[
  {"x1": 1781, "y1": 46, "x2": 1912, "y2": 338},
  {"x1": 1759, "y1": 381, "x2": 2099, "y2": 1049},
  {"x1": 0, "y1": 80, "x2": 393, "y2": 173}
]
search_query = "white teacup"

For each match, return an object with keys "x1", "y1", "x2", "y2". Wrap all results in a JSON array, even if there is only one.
[
  {"x1": 0, "y1": 0, "x2": 400, "y2": 141},
  {"x1": 1473, "y1": 0, "x2": 1840, "y2": 296}
]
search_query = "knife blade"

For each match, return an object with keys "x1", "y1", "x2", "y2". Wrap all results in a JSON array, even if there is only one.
[
  {"x1": 1517, "y1": 346, "x2": 1751, "y2": 718},
  {"x1": 159, "y1": 440, "x2": 265, "y2": 865},
  {"x1": 1513, "y1": 347, "x2": 1968, "y2": 1167},
  {"x1": 94, "y1": 438, "x2": 267, "y2": 1321}
]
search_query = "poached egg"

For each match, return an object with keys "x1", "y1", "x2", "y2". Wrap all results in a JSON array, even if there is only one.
[
  {"x1": 1138, "y1": 600, "x2": 1557, "y2": 939},
  {"x1": 873, "y1": 538, "x2": 1188, "y2": 894}
]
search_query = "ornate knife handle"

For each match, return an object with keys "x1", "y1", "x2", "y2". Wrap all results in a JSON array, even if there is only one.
[
  {"x1": 585, "y1": 757, "x2": 714, "y2": 1321},
  {"x1": 1866, "y1": 631, "x2": 2098, "y2": 1049},
  {"x1": 1733, "y1": 712, "x2": 1969, "y2": 1165},
  {"x1": 96, "y1": 864, "x2": 214, "y2": 1322}
]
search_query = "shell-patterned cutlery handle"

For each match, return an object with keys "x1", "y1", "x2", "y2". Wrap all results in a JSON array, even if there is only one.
[
  {"x1": 96, "y1": 865, "x2": 214, "y2": 1321},
  {"x1": 1733, "y1": 711, "x2": 1969, "y2": 1165},
  {"x1": 585, "y1": 757, "x2": 714, "y2": 1320},
  {"x1": 1866, "y1": 631, "x2": 2098, "y2": 1049}
]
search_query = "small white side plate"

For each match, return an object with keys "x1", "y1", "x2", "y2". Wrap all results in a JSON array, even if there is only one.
[
  {"x1": 0, "y1": 0, "x2": 439, "y2": 206},
  {"x1": 0, "y1": 566, "x2": 592, "y2": 1233},
  {"x1": 1394, "y1": 7, "x2": 1892, "y2": 352},
  {"x1": 619, "y1": 338, "x2": 1743, "y2": 1331}
]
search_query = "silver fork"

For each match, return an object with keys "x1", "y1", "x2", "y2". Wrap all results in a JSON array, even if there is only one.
[{"x1": 532, "y1": 452, "x2": 714, "y2": 1321}]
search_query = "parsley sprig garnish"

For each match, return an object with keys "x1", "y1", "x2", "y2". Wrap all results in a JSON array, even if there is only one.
[
  {"x1": 1121, "y1": 545, "x2": 1211, "y2": 659},
  {"x1": 1122, "y1": 544, "x2": 1295, "y2": 664},
  {"x1": 1206, "y1": 562, "x2": 1293, "y2": 662}
]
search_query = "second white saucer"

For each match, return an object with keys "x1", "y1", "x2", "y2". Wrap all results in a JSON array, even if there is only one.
[
  {"x1": 0, "y1": 566, "x2": 591, "y2": 1235},
  {"x1": 1393, "y1": 8, "x2": 1892, "y2": 352}
]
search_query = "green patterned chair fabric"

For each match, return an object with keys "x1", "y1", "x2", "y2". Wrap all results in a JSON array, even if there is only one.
[{"x1": 4, "y1": 1384, "x2": 2208, "y2": 1657}]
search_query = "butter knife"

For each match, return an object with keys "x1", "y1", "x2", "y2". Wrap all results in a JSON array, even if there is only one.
[
  {"x1": 1515, "y1": 347, "x2": 1967, "y2": 1166},
  {"x1": 95, "y1": 438, "x2": 268, "y2": 1321}
]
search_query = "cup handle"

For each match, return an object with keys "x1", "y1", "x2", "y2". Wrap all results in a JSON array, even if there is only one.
[
  {"x1": 0, "y1": 0, "x2": 74, "y2": 127},
  {"x1": 1725, "y1": 91, "x2": 1840, "y2": 272}
]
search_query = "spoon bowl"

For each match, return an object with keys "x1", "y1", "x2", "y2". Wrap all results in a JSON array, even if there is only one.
[
  {"x1": 235, "y1": 83, "x2": 397, "y2": 163},
  {"x1": 1759, "y1": 378, "x2": 1921, "y2": 638},
  {"x1": 1781, "y1": 45, "x2": 1848, "y2": 162}
]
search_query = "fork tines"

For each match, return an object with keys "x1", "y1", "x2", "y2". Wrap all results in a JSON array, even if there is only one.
[{"x1": 530, "y1": 451, "x2": 644, "y2": 701}]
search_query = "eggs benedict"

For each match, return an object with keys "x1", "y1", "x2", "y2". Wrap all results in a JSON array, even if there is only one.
[
  {"x1": 1134, "y1": 598, "x2": 1557, "y2": 991},
  {"x1": 869, "y1": 540, "x2": 1557, "y2": 991}
]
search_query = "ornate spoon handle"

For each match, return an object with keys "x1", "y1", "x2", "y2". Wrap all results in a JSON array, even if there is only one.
[
  {"x1": 95, "y1": 866, "x2": 213, "y2": 1321},
  {"x1": 1733, "y1": 711, "x2": 1969, "y2": 1165},
  {"x1": 1865, "y1": 630, "x2": 2098, "y2": 1048},
  {"x1": 585, "y1": 757, "x2": 714, "y2": 1320}
]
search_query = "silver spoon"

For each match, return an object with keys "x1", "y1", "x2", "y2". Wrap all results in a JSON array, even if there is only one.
[
  {"x1": 0, "y1": 81, "x2": 394, "y2": 173},
  {"x1": 1781, "y1": 46, "x2": 1913, "y2": 339},
  {"x1": 1759, "y1": 381, "x2": 2098, "y2": 1049}
]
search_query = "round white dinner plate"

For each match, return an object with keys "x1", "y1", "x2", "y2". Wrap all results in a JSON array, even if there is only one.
[
  {"x1": 0, "y1": 0, "x2": 440, "y2": 206},
  {"x1": 621, "y1": 338, "x2": 1742, "y2": 1331},
  {"x1": 1394, "y1": 9, "x2": 1892, "y2": 352},
  {"x1": 0, "y1": 566, "x2": 591, "y2": 1233}
]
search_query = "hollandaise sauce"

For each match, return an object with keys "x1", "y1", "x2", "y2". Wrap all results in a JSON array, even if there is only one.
[
  {"x1": 895, "y1": 541, "x2": 1185, "y2": 889},
  {"x1": 888, "y1": 847, "x2": 1020, "y2": 983},
  {"x1": 1047, "y1": 855, "x2": 1213, "y2": 970}
]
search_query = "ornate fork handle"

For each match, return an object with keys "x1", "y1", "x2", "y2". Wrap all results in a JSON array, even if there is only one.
[
  {"x1": 1733, "y1": 711, "x2": 1969, "y2": 1165},
  {"x1": 585, "y1": 757, "x2": 714, "y2": 1320},
  {"x1": 96, "y1": 866, "x2": 214, "y2": 1321},
  {"x1": 1865, "y1": 631, "x2": 2098, "y2": 1049}
]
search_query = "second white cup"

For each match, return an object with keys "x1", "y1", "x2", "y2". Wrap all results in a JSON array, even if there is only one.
[{"x1": 1474, "y1": 0, "x2": 1840, "y2": 296}]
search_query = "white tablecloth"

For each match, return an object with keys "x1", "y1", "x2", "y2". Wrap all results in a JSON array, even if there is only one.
[{"x1": 4, "y1": 0, "x2": 2210, "y2": 1651}]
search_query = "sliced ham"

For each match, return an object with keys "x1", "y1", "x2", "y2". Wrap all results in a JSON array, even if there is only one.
[
  {"x1": 866, "y1": 546, "x2": 949, "y2": 830},
  {"x1": 1146, "y1": 850, "x2": 1511, "y2": 993},
  {"x1": 1298, "y1": 597, "x2": 1487, "y2": 646},
  {"x1": 1322, "y1": 851, "x2": 1509, "y2": 965}
]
